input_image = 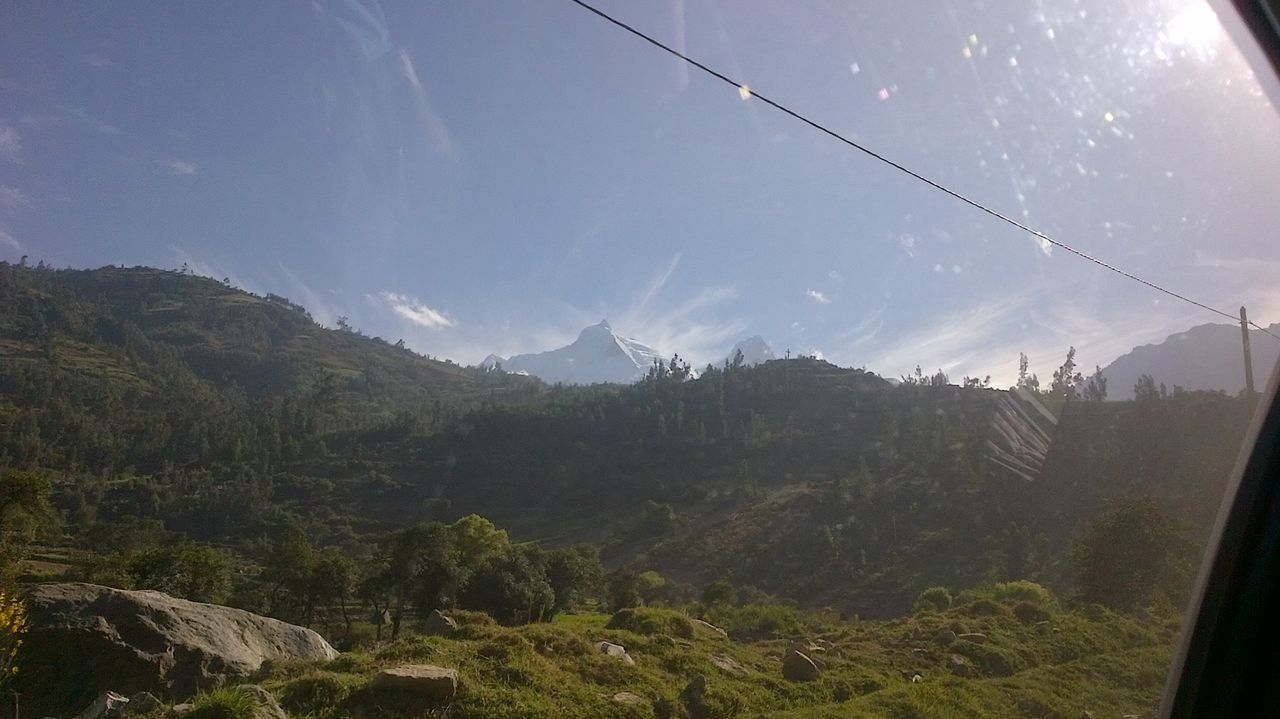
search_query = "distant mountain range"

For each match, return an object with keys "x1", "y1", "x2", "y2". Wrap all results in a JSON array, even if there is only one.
[
  {"x1": 1102, "y1": 321, "x2": 1280, "y2": 399},
  {"x1": 484, "y1": 325, "x2": 779, "y2": 385}
]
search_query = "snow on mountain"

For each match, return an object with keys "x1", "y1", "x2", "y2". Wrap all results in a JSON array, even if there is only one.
[
  {"x1": 1102, "y1": 321, "x2": 1280, "y2": 399},
  {"x1": 727, "y1": 335, "x2": 776, "y2": 366},
  {"x1": 496, "y1": 320, "x2": 664, "y2": 385}
]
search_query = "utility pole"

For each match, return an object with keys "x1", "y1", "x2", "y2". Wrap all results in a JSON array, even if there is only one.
[{"x1": 1241, "y1": 306, "x2": 1256, "y2": 395}]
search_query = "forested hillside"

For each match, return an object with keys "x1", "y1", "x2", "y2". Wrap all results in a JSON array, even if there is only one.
[{"x1": 0, "y1": 264, "x2": 1257, "y2": 620}]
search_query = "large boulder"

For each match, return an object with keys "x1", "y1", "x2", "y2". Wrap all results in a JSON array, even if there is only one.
[
  {"x1": 20, "y1": 582, "x2": 338, "y2": 716},
  {"x1": 781, "y1": 650, "x2": 821, "y2": 681},
  {"x1": 422, "y1": 609, "x2": 459, "y2": 637}
]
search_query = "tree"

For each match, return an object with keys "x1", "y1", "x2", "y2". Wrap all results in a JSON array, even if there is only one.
[
  {"x1": 310, "y1": 548, "x2": 357, "y2": 634},
  {"x1": 128, "y1": 542, "x2": 231, "y2": 604},
  {"x1": 1134, "y1": 374, "x2": 1161, "y2": 403},
  {"x1": 450, "y1": 514, "x2": 509, "y2": 569},
  {"x1": 1016, "y1": 352, "x2": 1043, "y2": 393},
  {"x1": 700, "y1": 579, "x2": 736, "y2": 606},
  {"x1": 1082, "y1": 365, "x2": 1108, "y2": 402},
  {"x1": 458, "y1": 546, "x2": 554, "y2": 624},
  {"x1": 1050, "y1": 347, "x2": 1083, "y2": 400},
  {"x1": 1070, "y1": 496, "x2": 1197, "y2": 610},
  {"x1": 545, "y1": 545, "x2": 604, "y2": 614},
  {"x1": 0, "y1": 470, "x2": 52, "y2": 582},
  {"x1": 607, "y1": 569, "x2": 642, "y2": 611}
]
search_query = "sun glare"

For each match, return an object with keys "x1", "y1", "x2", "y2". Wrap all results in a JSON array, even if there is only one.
[{"x1": 1164, "y1": 3, "x2": 1222, "y2": 54}]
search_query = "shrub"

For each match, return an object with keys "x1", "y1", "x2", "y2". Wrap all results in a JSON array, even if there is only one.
[
  {"x1": 913, "y1": 586, "x2": 952, "y2": 613},
  {"x1": 186, "y1": 688, "x2": 259, "y2": 719},
  {"x1": 277, "y1": 671, "x2": 360, "y2": 715},
  {"x1": 704, "y1": 603, "x2": 806, "y2": 641},
  {"x1": 992, "y1": 580, "x2": 1053, "y2": 606},
  {"x1": 0, "y1": 590, "x2": 28, "y2": 692},
  {"x1": 605, "y1": 607, "x2": 695, "y2": 638},
  {"x1": 959, "y1": 598, "x2": 1009, "y2": 618},
  {"x1": 1012, "y1": 601, "x2": 1051, "y2": 624}
]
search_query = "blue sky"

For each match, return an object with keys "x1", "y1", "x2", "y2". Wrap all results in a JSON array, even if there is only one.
[{"x1": 3, "y1": 0, "x2": 1280, "y2": 384}]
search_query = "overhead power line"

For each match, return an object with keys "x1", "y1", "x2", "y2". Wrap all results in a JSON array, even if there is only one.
[{"x1": 565, "y1": 0, "x2": 1280, "y2": 342}]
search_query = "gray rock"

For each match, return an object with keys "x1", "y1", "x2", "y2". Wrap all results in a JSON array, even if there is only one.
[
  {"x1": 594, "y1": 640, "x2": 636, "y2": 666},
  {"x1": 933, "y1": 628, "x2": 957, "y2": 644},
  {"x1": 22, "y1": 582, "x2": 339, "y2": 717},
  {"x1": 75, "y1": 692, "x2": 129, "y2": 719},
  {"x1": 781, "y1": 650, "x2": 821, "y2": 681},
  {"x1": 709, "y1": 653, "x2": 748, "y2": 676},
  {"x1": 911, "y1": 673, "x2": 924, "y2": 683},
  {"x1": 422, "y1": 609, "x2": 459, "y2": 637},
  {"x1": 370, "y1": 665, "x2": 459, "y2": 701},
  {"x1": 123, "y1": 693, "x2": 162, "y2": 716},
  {"x1": 690, "y1": 618, "x2": 728, "y2": 639},
  {"x1": 611, "y1": 691, "x2": 647, "y2": 706},
  {"x1": 169, "y1": 704, "x2": 194, "y2": 717},
  {"x1": 957, "y1": 632, "x2": 988, "y2": 644},
  {"x1": 949, "y1": 654, "x2": 976, "y2": 677},
  {"x1": 232, "y1": 686, "x2": 287, "y2": 719}
]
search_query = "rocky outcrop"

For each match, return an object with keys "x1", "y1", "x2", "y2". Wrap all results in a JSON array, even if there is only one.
[{"x1": 20, "y1": 582, "x2": 338, "y2": 716}]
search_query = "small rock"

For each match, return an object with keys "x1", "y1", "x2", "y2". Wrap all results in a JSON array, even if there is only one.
[
  {"x1": 422, "y1": 609, "x2": 459, "y2": 637},
  {"x1": 690, "y1": 618, "x2": 729, "y2": 639},
  {"x1": 949, "y1": 654, "x2": 976, "y2": 677},
  {"x1": 1035, "y1": 620, "x2": 1052, "y2": 634},
  {"x1": 594, "y1": 640, "x2": 637, "y2": 666},
  {"x1": 957, "y1": 632, "x2": 988, "y2": 644},
  {"x1": 781, "y1": 649, "x2": 821, "y2": 682},
  {"x1": 911, "y1": 674, "x2": 924, "y2": 683},
  {"x1": 1081, "y1": 712, "x2": 1096, "y2": 719},
  {"x1": 75, "y1": 692, "x2": 129, "y2": 719},
  {"x1": 709, "y1": 653, "x2": 748, "y2": 676},
  {"x1": 232, "y1": 686, "x2": 287, "y2": 719},
  {"x1": 612, "y1": 692, "x2": 647, "y2": 706},
  {"x1": 933, "y1": 628, "x2": 957, "y2": 644},
  {"x1": 123, "y1": 693, "x2": 161, "y2": 716},
  {"x1": 370, "y1": 665, "x2": 459, "y2": 702},
  {"x1": 169, "y1": 704, "x2": 194, "y2": 716}
]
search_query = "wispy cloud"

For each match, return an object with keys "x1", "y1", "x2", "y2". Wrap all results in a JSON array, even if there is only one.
[
  {"x1": 806, "y1": 289, "x2": 831, "y2": 304},
  {"x1": 279, "y1": 264, "x2": 338, "y2": 327},
  {"x1": 0, "y1": 123, "x2": 21, "y2": 163},
  {"x1": 169, "y1": 246, "x2": 254, "y2": 293},
  {"x1": 0, "y1": 230, "x2": 22, "y2": 253},
  {"x1": 396, "y1": 49, "x2": 455, "y2": 158},
  {"x1": 155, "y1": 159, "x2": 199, "y2": 176},
  {"x1": 0, "y1": 185, "x2": 31, "y2": 213},
  {"x1": 379, "y1": 291, "x2": 455, "y2": 330},
  {"x1": 836, "y1": 305, "x2": 886, "y2": 346},
  {"x1": 83, "y1": 53, "x2": 113, "y2": 68},
  {"x1": 608, "y1": 254, "x2": 745, "y2": 364}
]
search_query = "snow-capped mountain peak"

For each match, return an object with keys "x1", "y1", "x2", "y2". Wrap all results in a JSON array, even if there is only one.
[
  {"x1": 727, "y1": 335, "x2": 776, "y2": 366},
  {"x1": 492, "y1": 321, "x2": 664, "y2": 384}
]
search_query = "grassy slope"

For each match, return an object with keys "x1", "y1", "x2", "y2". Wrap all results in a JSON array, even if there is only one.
[{"x1": 239, "y1": 599, "x2": 1173, "y2": 719}]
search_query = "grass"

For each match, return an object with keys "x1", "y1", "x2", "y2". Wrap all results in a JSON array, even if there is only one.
[{"x1": 236, "y1": 593, "x2": 1175, "y2": 719}]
